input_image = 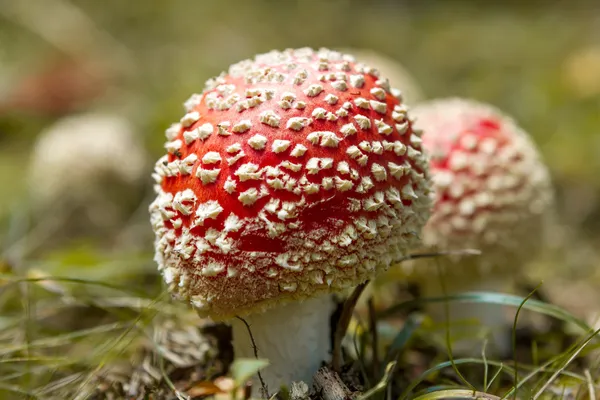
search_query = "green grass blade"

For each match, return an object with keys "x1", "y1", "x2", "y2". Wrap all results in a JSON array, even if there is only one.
[
  {"x1": 378, "y1": 292, "x2": 592, "y2": 333},
  {"x1": 511, "y1": 284, "x2": 542, "y2": 400},
  {"x1": 531, "y1": 327, "x2": 600, "y2": 399},
  {"x1": 383, "y1": 313, "x2": 425, "y2": 368},
  {"x1": 355, "y1": 361, "x2": 397, "y2": 400},
  {"x1": 398, "y1": 357, "x2": 588, "y2": 400},
  {"x1": 410, "y1": 389, "x2": 501, "y2": 400}
]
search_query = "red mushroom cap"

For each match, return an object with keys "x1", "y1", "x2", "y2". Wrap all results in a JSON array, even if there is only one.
[
  {"x1": 149, "y1": 48, "x2": 431, "y2": 318},
  {"x1": 413, "y1": 98, "x2": 554, "y2": 271}
]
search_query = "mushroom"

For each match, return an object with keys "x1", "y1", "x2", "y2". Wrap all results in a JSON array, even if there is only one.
[
  {"x1": 1, "y1": 56, "x2": 111, "y2": 117},
  {"x1": 28, "y1": 112, "x2": 147, "y2": 232},
  {"x1": 409, "y1": 98, "x2": 554, "y2": 354},
  {"x1": 148, "y1": 48, "x2": 431, "y2": 393}
]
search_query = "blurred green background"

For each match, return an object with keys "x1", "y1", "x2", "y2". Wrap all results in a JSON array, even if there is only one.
[
  {"x1": 0, "y1": 0, "x2": 599, "y2": 311},
  {"x1": 0, "y1": 1, "x2": 600, "y2": 398}
]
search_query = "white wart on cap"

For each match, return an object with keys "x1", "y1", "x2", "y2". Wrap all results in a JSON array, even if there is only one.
[{"x1": 338, "y1": 48, "x2": 425, "y2": 104}]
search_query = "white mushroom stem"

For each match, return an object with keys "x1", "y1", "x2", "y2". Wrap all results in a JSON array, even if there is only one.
[
  {"x1": 423, "y1": 276, "x2": 513, "y2": 357},
  {"x1": 230, "y1": 295, "x2": 334, "y2": 396}
]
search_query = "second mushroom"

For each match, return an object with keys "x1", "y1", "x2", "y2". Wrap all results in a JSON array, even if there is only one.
[{"x1": 409, "y1": 98, "x2": 555, "y2": 355}]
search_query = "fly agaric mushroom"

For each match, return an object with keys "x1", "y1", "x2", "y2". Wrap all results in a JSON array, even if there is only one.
[
  {"x1": 410, "y1": 98, "x2": 554, "y2": 354},
  {"x1": 149, "y1": 48, "x2": 431, "y2": 392},
  {"x1": 28, "y1": 113, "x2": 147, "y2": 231}
]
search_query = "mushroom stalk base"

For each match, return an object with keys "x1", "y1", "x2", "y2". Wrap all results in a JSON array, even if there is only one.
[
  {"x1": 230, "y1": 295, "x2": 334, "y2": 397},
  {"x1": 423, "y1": 277, "x2": 512, "y2": 357}
]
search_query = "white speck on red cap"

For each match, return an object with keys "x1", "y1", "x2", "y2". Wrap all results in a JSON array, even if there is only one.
[{"x1": 149, "y1": 48, "x2": 432, "y2": 319}]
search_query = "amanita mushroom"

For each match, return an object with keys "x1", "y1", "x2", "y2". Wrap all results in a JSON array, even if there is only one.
[
  {"x1": 149, "y1": 48, "x2": 431, "y2": 392},
  {"x1": 28, "y1": 112, "x2": 147, "y2": 230},
  {"x1": 410, "y1": 98, "x2": 554, "y2": 354}
]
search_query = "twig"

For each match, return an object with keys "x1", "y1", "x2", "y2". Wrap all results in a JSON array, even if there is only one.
[
  {"x1": 235, "y1": 316, "x2": 269, "y2": 398},
  {"x1": 313, "y1": 366, "x2": 352, "y2": 400},
  {"x1": 367, "y1": 297, "x2": 379, "y2": 379},
  {"x1": 395, "y1": 248, "x2": 481, "y2": 263},
  {"x1": 243, "y1": 381, "x2": 253, "y2": 400},
  {"x1": 332, "y1": 281, "x2": 369, "y2": 373}
]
